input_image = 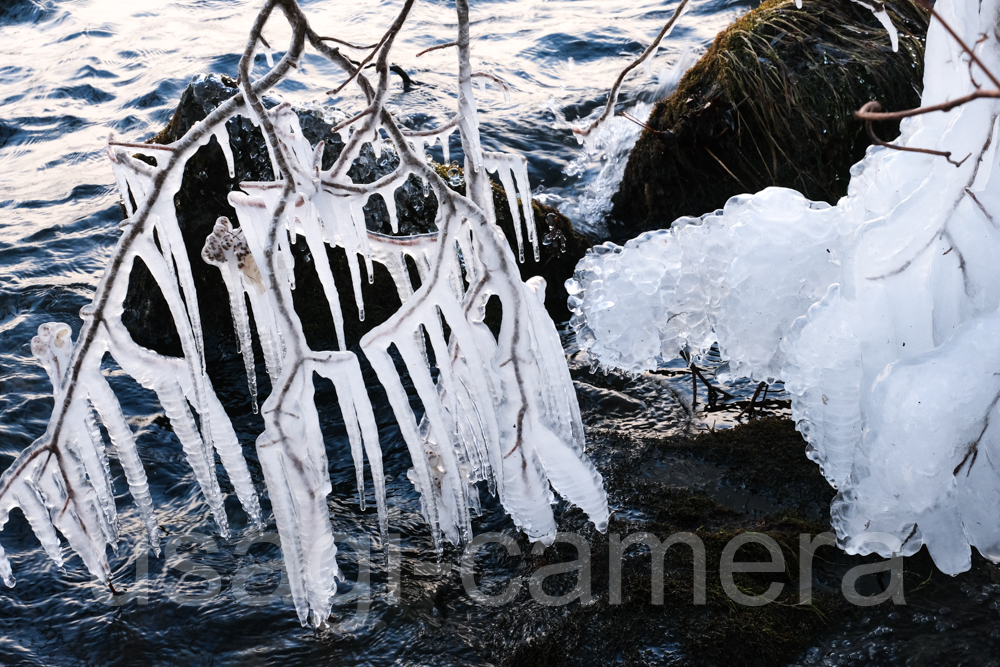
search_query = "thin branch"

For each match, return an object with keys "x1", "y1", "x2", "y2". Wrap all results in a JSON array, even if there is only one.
[
  {"x1": 472, "y1": 71, "x2": 509, "y2": 91},
  {"x1": 914, "y1": 0, "x2": 1000, "y2": 90},
  {"x1": 315, "y1": 35, "x2": 379, "y2": 50},
  {"x1": 330, "y1": 107, "x2": 373, "y2": 134},
  {"x1": 400, "y1": 114, "x2": 461, "y2": 137},
  {"x1": 619, "y1": 110, "x2": 668, "y2": 135},
  {"x1": 704, "y1": 146, "x2": 751, "y2": 190},
  {"x1": 855, "y1": 90, "x2": 1000, "y2": 123},
  {"x1": 109, "y1": 140, "x2": 176, "y2": 152},
  {"x1": 416, "y1": 40, "x2": 457, "y2": 57},
  {"x1": 324, "y1": 5, "x2": 411, "y2": 97},
  {"x1": 737, "y1": 381, "x2": 768, "y2": 420},
  {"x1": 858, "y1": 101, "x2": 970, "y2": 167},
  {"x1": 574, "y1": 0, "x2": 689, "y2": 138},
  {"x1": 690, "y1": 364, "x2": 735, "y2": 409}
]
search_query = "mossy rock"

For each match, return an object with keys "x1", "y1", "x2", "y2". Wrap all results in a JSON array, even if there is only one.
[
  {"x1": 121, "y1": 75, "x2": 591, "y2": 409},
  {"x1": 609, "y1": 0, "x2": 928, "y2": 240}
]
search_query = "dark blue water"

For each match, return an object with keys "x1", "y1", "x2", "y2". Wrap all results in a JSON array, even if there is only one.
[{"x1": 0, "y1": 0, "x2": 755, "y2": 663}]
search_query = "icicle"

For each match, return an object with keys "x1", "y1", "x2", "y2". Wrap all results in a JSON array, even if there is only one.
[
  {"x1": 850, "y1": 0, "x2": 898, "y2": 52},
  {"x1": 350, "y1": 200, "x2": 375, "y2": 285},
  {"x1": 286, "y1": 205, "x2": 348, "y2": 350},
  {"x1": 213, "y1": 125, "x2": 236, "y2": 179},
  {"x1": 315, "y1": 353, "x2": 387, "y2": 535},
  {"x1": 31, "y1": 322, "x2": 119, "y2": 548},
  {"x1": 202, "y1": 387, "x2": 262, "y2": 530},
  {"x1": 246, "y1": 285, "x2": 284, "y2": 383},
  {"x1": 14, "y1": 477, "x2": 65, "y2": 567},
  {"x1": 381, "y1": 186, "x2": 400, "y2": 234},
  {"x1": 156, "y1": 380, "x2": 231, "y2": 539},
  {"x1": 511, "y1": 157, "x2": 538, "y2": 261},
  {"x1": 237, "y1": 83, "x2": 283, "y2": 179},
  {"x1": 442, "y1": 130, "x2": 452, "y2": 165},
  {"x1": 486, "y1": 157, "x2": 525, "y2": 262},
  {"x1": 364, "y1": 344, "x2": 441, "y2": 539},
  {"x1": 34, "y1": 445, "x2": 111, "y2": 582},
  {"x1": 312, "y1": 193, "x2": 367, "y2": 320},
  {"x1": 82, "y1": 407, "x2": 118, "y2": 543},
  {"x1": 255, "y1": 362, "x2": 338, "y2": 627},
  {"x1": 202, "y1": 218, "x2": 260, "y2": 411},
  {"x1": 85, "y1": 365, "x2": 160, "y2": 553},
  {"x1": 0, "y1": 543, "x2": 13, "y2": 587},
  {"x1": 484, "y1": 152, "x2": 538, "y2": 262},
  {"x1": 133, "y1": 234, "x2": 214, "y2": 447}
]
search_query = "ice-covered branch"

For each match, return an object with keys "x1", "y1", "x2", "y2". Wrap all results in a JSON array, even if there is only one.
[
  {"x1": 570, "y1": 0, "x2": 1000, "y2": 576},
  {"x1": 853, "y1": 0, "x2": 998, "y2": 166},
  {"x1": 0, "y1": 0, "x2": 608, "y2": 630}
]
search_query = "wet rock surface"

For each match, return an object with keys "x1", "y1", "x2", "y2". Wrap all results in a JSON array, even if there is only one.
[
  {"x1": 609, "y1": 0, "x2": 928, "y2": 241},
  {"x1": 396, "y1": 407, "x2": 1000, "y2": 666},
  {"x1": 371, "y1": 350, "x2": 1000, "y2": 667}
]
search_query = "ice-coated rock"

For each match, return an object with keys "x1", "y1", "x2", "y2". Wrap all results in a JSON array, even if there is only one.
[{"x1": 570, "y1": 0, "x2": 1000, "y2": 573}]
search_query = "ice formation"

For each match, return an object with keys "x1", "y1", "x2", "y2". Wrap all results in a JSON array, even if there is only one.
[
  {"x1": 569, "y1": 0, "x2": 1000, "y2": 572},
  {"x1": 0, "y1": 0, "x2": 607, "y2": 628}
]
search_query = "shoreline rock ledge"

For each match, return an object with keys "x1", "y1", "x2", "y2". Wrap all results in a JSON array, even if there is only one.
[{"x1": 609, "y1": 0, "x2": 928, "y2": 242}]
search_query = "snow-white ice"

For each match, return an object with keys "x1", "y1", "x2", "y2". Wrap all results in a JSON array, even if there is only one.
[
  {"x1": 0, "y1": 0, "x2": 608, "y2": 629},
  {"x1": 569, "y1": 0, "x2": 1000, "y2": 572}
]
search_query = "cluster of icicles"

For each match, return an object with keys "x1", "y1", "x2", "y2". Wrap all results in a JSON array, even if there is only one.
[
  {"x1": 0, "y1": 72, "x2": 607, "y2": 629},
  {"x1": 570, "y1": 0, "x2": 1000, "y2": 574}
]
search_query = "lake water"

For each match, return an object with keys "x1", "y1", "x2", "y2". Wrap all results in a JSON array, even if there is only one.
[{"x1": 0, "y1": 0, "x2": 829, "y2": 664}]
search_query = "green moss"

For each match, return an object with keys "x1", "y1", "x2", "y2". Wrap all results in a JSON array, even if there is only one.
[{"x1": 610, "y1": 0, "x2": 928, "y2": 238}]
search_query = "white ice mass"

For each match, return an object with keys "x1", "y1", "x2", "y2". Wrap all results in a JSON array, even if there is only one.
[
  {"x1": 569, "y1": 0, "x2": 1000, "y2": 572},
  {"x1": 0, "y1": 0, "x2": 608, "y2": 628}
]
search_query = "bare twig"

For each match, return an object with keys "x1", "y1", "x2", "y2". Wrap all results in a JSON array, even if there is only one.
[
  {"x1": 619, "y1": 110, "x2": 669, "y2": 135},
  {"x1": 855, "y1": 92, "x2": 1000, "y2": 124},
  {"x1": 324, "y1": 6, "x2": 410, "y2": 96},
  {"x1": 690, "y1": 364, "x2": 735, "y2": 409},
  {"x1": 858, "y1": 101, "x2": 970, "y2": 167},
  {"x1": 315, "y1": 35, "x2": 379, "y2": 50},
  {"x1": 574, "y1": 0, "x2": 689, "y2": 139},
  {"x1": 472, "y1": 71, "x2": 509, "y2": 93},
  {"x1": 110, "y1": 140, "x2": 176, "y2": 152},
  {"x1": 399, "y1": 114, "x2": 461, "y2": 137},
  {"x1": 417, "y1": 40, "x2": 457, "y2": 57},
  {"x1": 737, "y1": 381, "x2": 768, "y2": 420}
]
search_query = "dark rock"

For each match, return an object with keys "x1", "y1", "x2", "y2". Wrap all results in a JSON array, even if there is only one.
[
  {"x1": 573, "y1": 380, "x2": 647, "y2": 415},
  {"x1": 121, "y1": 74, "x2": 593, "y2": 404},
  {"x1": 609, "y1": 0, "x2": 928, "y2": 241}
]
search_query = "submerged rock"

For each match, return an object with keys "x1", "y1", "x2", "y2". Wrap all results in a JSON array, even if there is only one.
[
  {"x1": 121, "y1": 74, "x2": 590, "y2": 398},
  {"x1": 609, "y1": 0, "x2": 928, "y2": 240}
]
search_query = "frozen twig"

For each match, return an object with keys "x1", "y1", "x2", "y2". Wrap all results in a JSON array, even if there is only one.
[{"x1": 0, "y1": 0, "x2": 608, "y2": 631}]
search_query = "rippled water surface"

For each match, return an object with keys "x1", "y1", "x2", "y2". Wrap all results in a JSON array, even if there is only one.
[{"x1": 0, "y1": 0, "x2": 784, "y2": 663}]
